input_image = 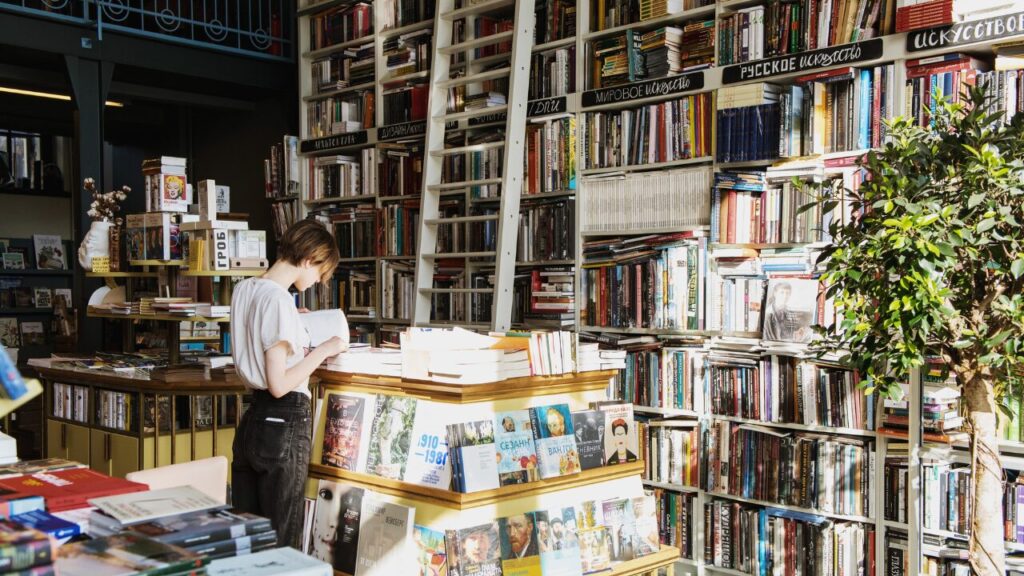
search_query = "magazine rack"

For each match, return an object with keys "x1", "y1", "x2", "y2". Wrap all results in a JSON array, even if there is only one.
[{"x1": 308, "y1": 368, "x2": 681, "y2": 576}]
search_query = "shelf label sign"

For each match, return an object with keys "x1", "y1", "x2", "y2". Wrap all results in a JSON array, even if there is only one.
[
  {"x1": 469, "y1": 111, "x2": 508, "y2": 126},
  {"x1": 581, "y1": 71, "x2": 705, "y2": 107},
  {"x1": 466, "y1": 97, "x2": 568, "y2": 126},
  {"x1": 299, "y1": 131, "x2": 369, "y2": 154},
  {"x1": 721, "y1": 38, "x2": 883, "y2": 84},
  {"x1": 907, "y1": 11, "x2": 1024, "y2": 51},
  {"x1": 379, "y1": 121, "x2": 427, "y2": 141}
]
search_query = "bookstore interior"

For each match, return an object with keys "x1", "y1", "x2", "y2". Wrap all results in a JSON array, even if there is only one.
[{"x1": 6, "y1": 0, "x2": 1024, "y2": 574}]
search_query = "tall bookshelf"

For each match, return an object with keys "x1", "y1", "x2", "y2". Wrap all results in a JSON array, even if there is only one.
[{"x1": 294, "y1": 0, "x2": 1024, "y2": 573}]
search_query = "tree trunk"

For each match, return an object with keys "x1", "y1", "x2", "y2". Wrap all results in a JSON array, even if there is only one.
[{"x1": 964, "y1": 377, "x2": 1005, "y2": 576}]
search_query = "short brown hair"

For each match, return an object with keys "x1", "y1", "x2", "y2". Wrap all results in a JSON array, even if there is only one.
[{"x1": 278, "y1": 219, "x2": 340, "y2": 282}]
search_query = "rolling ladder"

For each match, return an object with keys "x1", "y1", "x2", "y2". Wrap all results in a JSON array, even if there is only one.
[{"x1": 412, "y1": 0, "x2": 536, "y2": 332}]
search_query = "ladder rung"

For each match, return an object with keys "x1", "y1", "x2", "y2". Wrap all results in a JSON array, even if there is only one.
[
  {"x1": 421, "y1": 251, "x2": 497, "y2": 259},
  {"x1": 431, "y1": 142, "x2": 504, "y2": 157},
  {"x1": 425, "y1": 214, "x2": 499, "y2": 225},
  {"x1": 441, "y1": 68, "x2": 511, "y2": 88},
  {"x1": 439, "y1": 31, "x2": 515, "y2": 56},
  {"x1": 427, "y1": 178, "x2": 502, "y2": 191},
  {"x1": 442, "y1": 0, "x2": 515, "y2": 20},
  {"x1": 435, "y1": 105, "x2": 509, "y2": 123},
  {"x1": 420, "y1": 288, "x2": 493, "y2": 294}
]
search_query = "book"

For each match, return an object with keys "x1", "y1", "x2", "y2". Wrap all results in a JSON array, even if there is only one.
[
  {"x1": 498, "y1": 512, "x2": 542, "y2": 576},
  {"x1": 117, "y1": 509, "x2": 272, "y2": 548},
  {"x1": 9, "y1": 509, "x2": 80, "y2": 541},
  {"x1": 594, "y1": 403, "x2": 639, "y2": 466},
  {"x1": 89, "y1": 486, "x2": 226, "y2": 528},
  {"x1": 364, "y1": 395, "x2": 418, "y2": 480},
  {"x1": 577, "y1": 525, "x2": 611, "y2": 574},
  {"x1": 537, "y1": 507, "x2": 582, "y2": 576},
  {"x1": 447, "y1": 420, "x2": 500, "y2": 494},
  {"x1": 494, "y1": 410, "x2": 540, "y2": 486},
  {"x1": 353, "y1": 495, "x2": 415, "y2": 574},
  {"x1": 402, "y1": 400, "x2": 454, "y2": 489},
  {"x1": 601, "y1": 498, "x2": 637, "y2": 562},
  {"x1": 447, "y1": 521, "x2": 501, "y2": 576},
  {"x1": 54, "y1": 533, "x2": 205, "y2": 575},
  {"x1": 0, "y1": 319, "x2": 19, "y2": 348},
  {"x1": 571, "y1": 410, "x2": 606, "y2": 471},
  {"x1": 184, "y1": 530, "x2": 277, "y2": 559},
  {"x1": 206, "y1": 546, "x2": 331, "y2": 576},
  {"x1": 18, "y1": 322, "x2": 44, "y2": 347},
  {"x1": 1, "y1": 253, "x2": 24, "y2": 270},
  {"x1": 31, "y1": 235, "x2": 64, "y2": 271},
  {"x1": 320, "y1": 392, "x2": 372, "y2": 472},
  {"x1": 412, "y1": 525, "x2": 447, "y2": 576},
  {"x1": 529, "y1": 404, "x2": 581, "y2": 479},
  {"x1": 0, "y1": 468, "x2": 147, "y2": 512},
  {"x1": 761, "y1": 277, "x2": 819, "y2": 343},
  {"x1": 0, "y1": 519, "x2": 53, "y2": 571},
  {"x1": 309, "y1": 480, "x2": 362, "y2": 573}
]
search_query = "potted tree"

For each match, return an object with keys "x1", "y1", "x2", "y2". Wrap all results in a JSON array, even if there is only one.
[{"x1": 812, "y1": 86, "x2": 1024, "y2": 575}]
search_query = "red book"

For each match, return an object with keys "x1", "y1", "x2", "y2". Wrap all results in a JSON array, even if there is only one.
[{"x1": 0, "y1": 469, "x2": 148, "y2": 512}]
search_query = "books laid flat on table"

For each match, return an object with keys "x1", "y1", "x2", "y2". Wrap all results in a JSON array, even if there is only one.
[
  {"x1": 10, "y1": 509, "x2": 81, "y2": 542},
  {"x1": 89, "y1": 486, "x2": 228, "y2": 530},
  {"x1": 109, "y1": 509, "x2": 273, "y2": 549},
  {"x1": 55, "y1": 533, "x2": 206, "y2": 576},
  {"x1": 0, "y1": 468, "x2": 148, "y2": 512},
  {"x1": 0, "y1": 519, "x2": 54, "y2": 573},
  {"x1": 207, "y1": 546, "x2": 331, "y2": 576},
  {"x1": 0, "y1": 459, "x2": 86, "y2": 480}
]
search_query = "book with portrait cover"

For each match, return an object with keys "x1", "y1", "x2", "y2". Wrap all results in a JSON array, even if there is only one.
[
  {"x1": 571, "y1": 410, "x2": 605, "y2": 471},
  {"x1": 494, "y1": 410, "x2": 539, "y2": 486},
  {"x1": 413, "y1": 525, "x2": 447, "y2": 576},
  {"x1": 592, "y1": 402, "x2": 638, "y2": 466},
  {"x1": 528, "y1": 404, "x2": 581, "y2": 479},
  {"x1": 498, "y1": 512, "x2": 541, "y2": 576},
  {"x1": 403, "y1": 400, "x2": 453, "y2": 489},
  {"x1": 308, "y1": 479, "x2": 364, "y2": 575},
  {"x1": 365, "y1": 395, "x2": 418, "y2": 480},
  {"x1": 537, "y1": 507, "x2": 582, "y2": 576},
  {"x1": 447, "y1": 521, "x2": 501, "y2": 576},
  {"x1": 320, "y1": 392, "x2": 372, "y2": 472},
  {"x1": 601, "y1": 498, "x2": 637, "y2": 562}
]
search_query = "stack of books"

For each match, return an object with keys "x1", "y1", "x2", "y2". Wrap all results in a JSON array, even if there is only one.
[
  {"x1": 716, "y1": 83, "x2": 782, "y2": 164},
  {"x1": 0, "y1": 520, "x2": 55, "y2": 574},
  {"x1": 592, "y1": 31, "x2": 645, "y2": 88},
  {"x1": 310, "y1": 42, "x2": 374, "y2": 94},
  {"x1": 896, "y1": 0, "x2": 1016, "y2": 31},
  {"x1": 575, "y1": 342, "x2": 628, "y2": 371},
  {"x1": 208, "y1": 547, "x2": 331, "y2": 576},
  {"x1": 89, "y1": 487, "x2": 276, "y2": 561},
  {"x1": 325, "y1": 346, "x2": 403, "y2": 377},
  {"x1": 640, "y1": 27, "x2": 683, "y2": 79},
  {"x1": 56, "y1": 533, "x2": 207, "y2": 574}
]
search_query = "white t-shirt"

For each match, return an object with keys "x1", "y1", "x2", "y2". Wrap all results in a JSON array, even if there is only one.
[{"x1": 230, "y1": 277, "x2": 312, "y2": 397}]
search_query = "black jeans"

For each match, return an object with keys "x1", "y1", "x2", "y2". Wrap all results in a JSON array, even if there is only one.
[{"x1": 232, "y1": 390, "x2": 311, "y2": 550}]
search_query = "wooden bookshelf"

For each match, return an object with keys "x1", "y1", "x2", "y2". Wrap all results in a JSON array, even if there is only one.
[
  {"x1": 309, "y1": 461, "x2": 644, "y2": 509},
  {"x1": 314, "y1": 369, "x2": 616, "y2": 403}
]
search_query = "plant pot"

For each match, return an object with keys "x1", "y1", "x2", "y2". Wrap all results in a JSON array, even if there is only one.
[{"x1": 78, "y1": 220, "x2": 113, "y2": 271}]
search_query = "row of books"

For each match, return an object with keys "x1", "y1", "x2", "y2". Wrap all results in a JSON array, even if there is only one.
[
  {"x1": 535, "y1": 0, "x2": 576, "y2": 44},
  {"x1": 517, "y1": 200, "x2": 575, "y2": 263},
  {"x1": 307, "y1": 143, "x2": 425, "y2": 203},
  {"x1": 582, "y1": 93, "x2": 713, "y2": 169},
  {"x1": 382, "y1": 29, "x2": 432, "y2": 78},
  {"x1": 380, "y1": 260, "x2": 414, "y2": 321},
  {"x1": 649, "y1": 488, "x2": 697, "y2": 559},
  {"x1": 526, "y1": 116, "x2": 576, "y2": 195},
  {"x1": 703, "y1": 420, "x2": 874, "y2": 517},
  {"x1": 308, "y1": 153, "x2": 368, "y2": 201},
  {"x1": 580, "y1": 165, "x2": 711, "y2": 233},
  {"x1": 591, "y1": 0, "x2": 713, "y2": 32},
  {"x1": 704, "y1": 499, "x2": 874, "y2": 574},
  {"x1": 382, "y1": 84, "x2": 429, "y2": 126},
  {"x1": 305, "y1": 92, "x2": 374, "y2": 139},
  {"x1": 529, "y1": 47, "x2": 576, "y2": 100},
  {"x1": 526, "y1": 267, "x2": 575, "y2": 321},
  {"x1": 307, "y1": 1, "x2": 372, "y2": 51},
  {"x1": 378, "y1": 0, "x2": 433, "y2": 30},
  {"x1": 581, "y1": 233, "x2": 707, "y2": 330},
  {"x1": 310, "y1": 42, "x2": 374, "y2": 95},
  {"x1": 270, "y1": 199, "x2": 296, "y2": 240},
  {"x1": 263, "y1": 136, "x2": 299, "y2": 199},
  {"x1": 640, "y1": 419, "x2": 700, "y2": 487},
  {"x1": 614, "y1": 344, "x2": 705, "y2": 412}
]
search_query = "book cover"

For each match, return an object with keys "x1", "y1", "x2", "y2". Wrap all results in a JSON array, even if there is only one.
[
  {"x1": 89, "y1": 485, "x2": 225, "y2": 527},
  {"x1": 494, "y1": 410, "x2": 539, "y2": 486},
  {"x1": 0, "y1": 318, "x2": 19, "y2": 348},
  {"x1": 308, "y1": 479, "x2": 364, "y2": 575},
  {"x1": 31, "y1": 235, "x2": 65, "y2": 270},
  {"x1": 630, "y1": 494, "x2": 660, "y2": 558},
  {"x1": 365, "y1": 395, "x2": 418, "y2": 480},
  {"x1": 206, "y1": 546, "x2": 331, "y2": 576},
  {"x1": 54, "y1": 533, "x2": 205, "y2": 576},
  {"x1": 454, "y1": 522, "x2": 502, "y2": 576},
  {"x1": 762, "y1": 277, "x2": 819, "y2": 343},
  {"x1": 184, "y1": 530, "x2": 277, "y2": 558},
  {"x1": 537, "y1": 507, "x2": 582, "y2": 576},
  {"x1": 595, "y1": 403, "x2": 638, "y2": 466},
  {"x1": 321, "y1": 392, "x2": 371, "y2": 472},
  {"x1": 571, "y1": 410, "x2": 606, "y2": 471},
  {"x1": 453, "y1": 420, "x2": 500, "y2": 493},
  {"x1": 10, "y1": 509, "x2": 80, "y2": 541},
  {"x1": 0, "y1": 519, "x2": 53, "y2": 571},
  {"x1": 413, "y1": 525, "x2": 447, "y2": 576},
  {"x1": 529, "y1": 404, "x2": 581, "y2": 479},
  {"x1": 0, "y1": 468, "x2": 147, "y2": 512},
  {"x1": 19, "y1": 322, "x2": 44, "y2": 347},
  {"x1": 121, "y1": 509, "x2": 271, "y2": 548},
  {"x1": 577, "y1": 526, "x2": 611, "y2": 574},
  {"x1": 601, "y1": 498, "x2": 637, "y2": 562},
  {"x1": 403, "y1": 400, "x2": 454, "y2": 489},
  {"x1": 498, "y1": 513, "x2": 542, "y2": 576},
  {"x1": 353, "y1": 496, "x2": 415, "y2": 574}
]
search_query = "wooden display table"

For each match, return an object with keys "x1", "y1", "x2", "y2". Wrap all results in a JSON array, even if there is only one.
[{"x1": 34, "y1": 363, "x2": 246, "y2": 478}]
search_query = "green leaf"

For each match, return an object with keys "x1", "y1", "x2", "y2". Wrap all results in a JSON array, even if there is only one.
[
  {"x1": 1013, "y1": 259, "x2": 1024, "y2": 279},
  {"x1": 968, "y1": 193, "x2": 986, "y2": 208},
  {"x1": 978, "y1": 218, "x2": 996, "y2": 233}
]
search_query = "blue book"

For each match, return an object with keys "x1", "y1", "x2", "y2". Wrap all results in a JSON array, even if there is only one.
[
  {"x1": 0, "y1": 346, "x2": 28, "y2": 401},
  {"x1": 858, "y1": 69, "x2": 873, "y2": 151},
  {"x1": 10, "y1": 509, "x2": 80, "y2": 541}
]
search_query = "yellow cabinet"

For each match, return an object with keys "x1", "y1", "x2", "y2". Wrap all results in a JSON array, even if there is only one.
[
  {"x1": 46, "y1": 419, "x2": 91, "y2": 465},
  {"x1": 142, "y1": 428, "x2": 236, "y2": 470},
  {"x1": 90, "y1": 430, "x2": 140, "y2": 479}
]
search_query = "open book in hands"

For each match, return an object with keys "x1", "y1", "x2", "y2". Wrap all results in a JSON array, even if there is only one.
[{"x1": 299, "y1": 309, "x2": 350, "y2": 361}]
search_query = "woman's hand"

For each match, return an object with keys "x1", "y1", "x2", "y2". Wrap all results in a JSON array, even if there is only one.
[{"x1": 317, "y1": 336, "x2": 347, "y2": 358}]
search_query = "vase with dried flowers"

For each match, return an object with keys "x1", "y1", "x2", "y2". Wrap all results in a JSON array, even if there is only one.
[{"x1": 78, "y1": 178, "x2": 130, "y2": 271}]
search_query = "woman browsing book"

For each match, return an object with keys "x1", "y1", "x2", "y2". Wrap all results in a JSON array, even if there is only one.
[{"x1": 230, "y1": 220, "x2": 347, "y2": 549}]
